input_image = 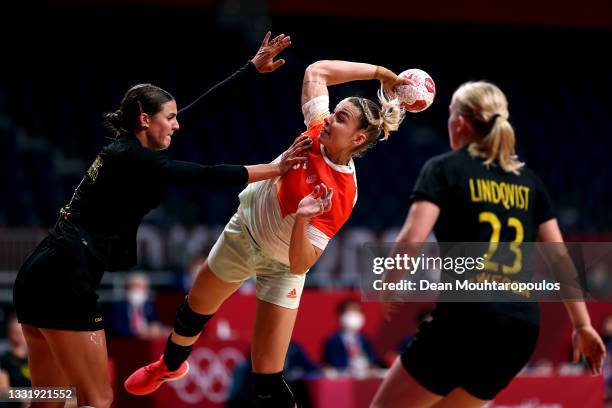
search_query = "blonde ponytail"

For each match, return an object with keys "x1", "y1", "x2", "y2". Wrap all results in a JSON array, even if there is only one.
[
  {"x1": 377, "y1": 88, "x2": 404, "y2": 140},
  {"x1": 468, "y1": 114, "x2": 524, "y2": 174},
  {"x1": 454, "y1": 81, "x2": 524, "y2": 174},
  {"x1": 345, "y1": 89, "x2": 405, "y2": 157}
]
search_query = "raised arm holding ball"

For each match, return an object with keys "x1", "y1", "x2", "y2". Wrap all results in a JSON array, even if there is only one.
[{"x1": 125, "y1": 59, "x2": 411, "y2": 408}]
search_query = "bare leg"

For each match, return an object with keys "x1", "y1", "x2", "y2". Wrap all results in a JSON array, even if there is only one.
[
  {"x1": 26, "y1": 326, "x2": 113, "y2": 408},
  {"x1": 249, "y1": 299, "x2": 298, "y2": 407},
  {"x1": 171, "y1": 260, "x2": 242, "y2": 347},
  {"x1": 251, "y1": 298, "x2": 298, "y2": 373},
  {"x1": 123, "y1": 260, "x2": 245, "y2": 395},
  {"x1": 22, "y1": 325, "x2": 70, "y2": 408}
]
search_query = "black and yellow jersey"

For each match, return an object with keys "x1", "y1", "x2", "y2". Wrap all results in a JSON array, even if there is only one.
[
  {"x1": 50, "y1": 62, "x2": 258, "y2": 272},
  {"x1": 411, "y1": 145, "x2": 555, "y2": 324}
]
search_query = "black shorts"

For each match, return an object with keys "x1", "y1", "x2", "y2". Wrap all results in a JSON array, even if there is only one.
[
  {"x1": 13, "y1": 236, "x2": 106, "y2": 331},
  {"x1": 400, "y1": 310, "x2": 539, "y2": 400}
]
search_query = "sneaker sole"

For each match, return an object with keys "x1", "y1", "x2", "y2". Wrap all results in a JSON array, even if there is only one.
[{"x1": 125, "y1": 361, "x2": 190, "y2": 396}]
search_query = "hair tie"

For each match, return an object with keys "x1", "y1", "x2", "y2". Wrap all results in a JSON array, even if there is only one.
[{"x1": 490, "y1": 113, "x2": 501, "y2": 124}]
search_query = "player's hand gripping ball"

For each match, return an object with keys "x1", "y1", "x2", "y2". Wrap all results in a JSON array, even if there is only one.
[{"x1": 394, "y1": 69, "x2": 436, "y2": 113}]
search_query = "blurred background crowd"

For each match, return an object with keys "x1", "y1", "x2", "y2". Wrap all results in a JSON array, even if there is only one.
[{"x1": 0, "y1": 0, "x2": 610, "y2": 406}]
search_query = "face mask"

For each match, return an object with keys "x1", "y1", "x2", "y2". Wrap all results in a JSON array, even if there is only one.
[
  {"x1": 341, "y1": 311, "x2": 365, "y2": 332},
  {"x1": 127, "y1": 289, "x2": 148, "y2": 307}
]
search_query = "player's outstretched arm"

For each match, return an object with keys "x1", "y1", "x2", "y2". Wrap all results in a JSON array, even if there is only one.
[
  {"x1": 245, "y1": 135, "x2": 312, "y2": 183},
  {"x1": 250, "y1": 31, "x2": 291, "y2": 73},
  {"x1": 301, "y1": 60, "x2": 409, "y2": 106},
  {"x1": 160, "y1": 135, "x2": 310, "y2": 188}
]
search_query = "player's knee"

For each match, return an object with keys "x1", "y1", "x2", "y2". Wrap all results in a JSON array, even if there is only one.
[{"x1": 173, "y1": 298, "x2": 213, "y2": 337}]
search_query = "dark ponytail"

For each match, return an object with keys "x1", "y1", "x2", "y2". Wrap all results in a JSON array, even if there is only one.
[
  {"x1": 104, "y1": 83, "x2": 174, "y2": 138},
  {"x1": 103, "y1": 109, "x2": 127, "y2": 137}
]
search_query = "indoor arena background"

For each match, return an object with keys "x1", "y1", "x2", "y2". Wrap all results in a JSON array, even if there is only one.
[{"x1": 1, "y1": 0, "x2": 611, "y2": 407}]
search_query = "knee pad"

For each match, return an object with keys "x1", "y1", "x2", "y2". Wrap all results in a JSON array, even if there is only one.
[{"x1": 173, "y1": 298, "x2": 213, "y2": 337}]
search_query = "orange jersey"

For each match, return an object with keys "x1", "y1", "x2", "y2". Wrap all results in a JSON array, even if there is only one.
[{"x1": 277, "y1": 122, "x2": 358, "y2": 239}]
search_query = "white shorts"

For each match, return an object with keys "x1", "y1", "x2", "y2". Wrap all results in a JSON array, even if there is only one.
[{"x1": 207, "y1": 213, "x2": 305, "y2": 309}]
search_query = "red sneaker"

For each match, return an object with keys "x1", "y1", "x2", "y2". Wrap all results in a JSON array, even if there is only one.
[{"x1": 124, "y1": 355, "x2": 189, "y2": 395}]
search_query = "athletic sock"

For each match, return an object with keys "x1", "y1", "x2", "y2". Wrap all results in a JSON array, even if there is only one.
[
  {"x1": 252, "y1": 371, "x2": 296, "y2": 407},
  {"x1": 162, "y1": 335, "x2": 192, "y2": 371}
]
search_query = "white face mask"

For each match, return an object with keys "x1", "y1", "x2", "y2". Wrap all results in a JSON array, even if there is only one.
[
  {"x1": 127, "y1": 289, "x2": 148, "y2": 307},
  {"x1": 341, "y1": 311, "x2": 365, "y2": 332}
]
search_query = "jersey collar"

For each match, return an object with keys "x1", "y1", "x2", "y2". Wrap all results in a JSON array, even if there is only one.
[{"x1": 320, "y1": 144, "x2": 355, "y2": 174}]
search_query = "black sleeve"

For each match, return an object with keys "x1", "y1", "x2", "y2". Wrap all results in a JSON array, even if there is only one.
[
  {"x1": 177, "y1": 61, "x2": 258, "y2": 130},
  {"x1": 533, "y1": 174, "x2": 556, "y2": 226},
  {"x1": 131, "y1": 146, "x2": 248, "y2": 188},
  {"x1": 410, "y1": 157, "x2": 446, "y2": 206},
  {"x1": 162, "y1": 160, "x2": 248, "y2": 189}
]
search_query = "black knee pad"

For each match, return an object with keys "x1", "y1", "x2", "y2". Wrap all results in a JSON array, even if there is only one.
[
  {"x1": 252, "y1": 372, "x2": 296, "y2": 408},
  {"x1": 173, "y1": 298, "x2": 213, "y2": 337}
]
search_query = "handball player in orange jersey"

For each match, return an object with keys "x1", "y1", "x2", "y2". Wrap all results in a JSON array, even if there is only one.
[{"x1": 125, "y1": 60, "x2": 410, "y2": 406}]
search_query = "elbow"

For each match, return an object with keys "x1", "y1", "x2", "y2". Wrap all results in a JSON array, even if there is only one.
[
  {"x1": 397, "y1": 231, "x2": 425, "y2": 244},
  {"x1": 304, "y1": 61, "x2": 330, "y2": 80}
]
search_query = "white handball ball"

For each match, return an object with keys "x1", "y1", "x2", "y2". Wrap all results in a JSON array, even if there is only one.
[{"x1": 394, "y1": 69, "x2": 436, "y2": 113}]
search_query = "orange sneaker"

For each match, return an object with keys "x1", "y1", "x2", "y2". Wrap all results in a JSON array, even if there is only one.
[{"x1": 124, "y1": 355, "x2": 189, "y2": 395}]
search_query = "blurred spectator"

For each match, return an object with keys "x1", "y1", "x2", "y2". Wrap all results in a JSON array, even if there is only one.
[
  {"x1": 0, "y1": 314, "x2": 30, "y2": 408},
  {"x1": 226, "y1": 340, "x2": 319, "y2": 408},
  {"x1": 108, "y1": 273, "x2": 170, "y2": 339},
  {"x1": 587, "y1": 260, "x2": 612, "y2": 296},
  {"x1": 0, "y1": 314, "x2": 30, "y2": 387},
  {"x1": 322, "y1": 299, "x2": 379, "y2": 376}
]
